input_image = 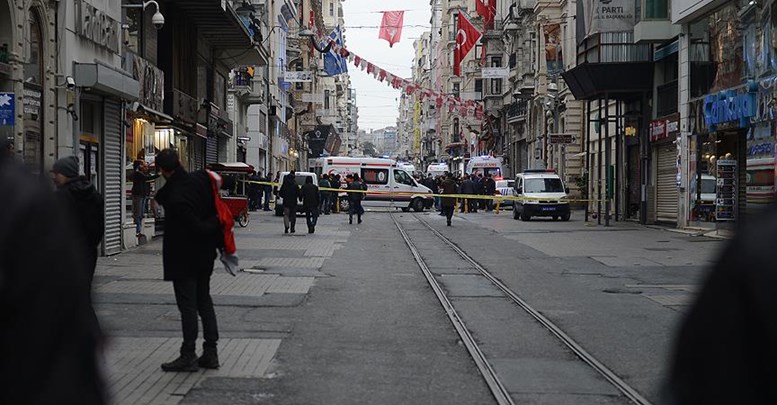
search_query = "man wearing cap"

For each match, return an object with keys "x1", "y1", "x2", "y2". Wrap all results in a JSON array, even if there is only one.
[{"x1": 51, "y1": 155, "x2": 104, "y2": 289}]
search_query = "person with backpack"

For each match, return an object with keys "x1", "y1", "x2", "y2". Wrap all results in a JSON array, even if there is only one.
[
  {"x1": 347, "y1": 173, "x2": 368, "y2": 224},
  {"x1": 154, "y1": 149, "x2": 221, "y2": 372}
]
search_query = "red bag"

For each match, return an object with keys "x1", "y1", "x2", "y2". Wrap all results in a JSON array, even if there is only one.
[{"x1": 206, "y1": 170, "x2": 236, "y2": 255}]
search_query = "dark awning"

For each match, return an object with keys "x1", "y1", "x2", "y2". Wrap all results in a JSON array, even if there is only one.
[
  {"x1": 562, "y1": 62, "x2": 653, "y2": 101},
  {"x1": 168, "y1": 0, "x2": 254, "y2": 49}
]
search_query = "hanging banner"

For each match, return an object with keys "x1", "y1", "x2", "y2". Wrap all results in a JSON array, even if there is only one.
[
  {"x1": 454, "y1": 13, "x2": 482, "y2": 77},
  {"x1": 284, "y1": 71, "x2": 313, "y2": 82},
  {"x1": 579, "y1": 0, "x2": 635, "y2": 38},
  {"x1": 481, "y1": 67, "x2": 509, "y2": 78},
  {"x1": 379, "y1": 11, "x2": 404, "y2": 47}
]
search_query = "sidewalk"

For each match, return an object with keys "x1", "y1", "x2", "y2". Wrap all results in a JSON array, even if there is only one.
[{"x1": 93, "y1": 211, "x2": 348, "y2": 404}]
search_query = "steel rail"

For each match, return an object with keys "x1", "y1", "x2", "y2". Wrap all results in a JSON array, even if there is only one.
[
  {"x1": 414, "y1": 214, "x2": 652, "y2": 405},
  {"x1": 390, "y1": 213, "x2": 515, "y2": 405}
]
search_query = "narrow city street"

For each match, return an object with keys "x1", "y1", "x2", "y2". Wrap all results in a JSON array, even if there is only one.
[{"x1": 94, "y1": 208, "x2": 723, "y2": 404}]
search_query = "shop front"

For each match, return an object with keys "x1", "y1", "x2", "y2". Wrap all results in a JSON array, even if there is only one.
[{"x1": 650, "y1": 113, "x2": 681, "y2": 223}]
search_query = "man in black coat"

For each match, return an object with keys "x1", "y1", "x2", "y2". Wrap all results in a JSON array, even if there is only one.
[
  {"x1": 483, "y1": 174, "x2": 497, "y2": 211},
  {"x1": 0, "y1": 141, "x2": 106, "y2": 404},
  {"x1": 300, "y1": 176, "x2": 320, "y2": 233},
  {"x1": 664, "y1": 205, "x2": 777, "y2": 403},
  {"x1": 460, "y1": 175, "x2": 475, "y2": 213},
  {"x1": 440, "y1": 173, "x2": 458, "y2": 226},
  {"x1": 51, "y1": 156, "x2": 104, "y2": 288},
  {"x1": 154, "y1": 149, "x2": 222, "y2": 372},
  {"x1": 279, "y1": 171, "x2": 301, "y2": 234}
]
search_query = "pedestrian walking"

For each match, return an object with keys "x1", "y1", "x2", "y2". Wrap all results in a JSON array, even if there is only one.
[
  {"x1": 131, "y1": 160, "x2": 158, "y2": 237},
  {"x1": 0, "y1": 139, "x2": 107, "y2": 404},
  {"x1": 441, "y1": 173, "x2": 458, "y2": 226},
  {"x1": 474, "y1": 174, "x2": 485, "y2": 210},
  {"x1": 319, "y1": 174, "x2": 331, "y2": 215},
  {"x1": 301, "y1": 176, "x2": 320, "y2": 233},
  {"x1": 51, "y1": 156, "x2": 105, "y2": 290},
  {"x1": 154, "y1": 149, "x2": 222, "y2": 372},
  {"x1": 279, "y1": 171, "x2": 301, "y2": 234},
  {"x1": 347, "y1": 173, "x2": 367, "y2": 224}
]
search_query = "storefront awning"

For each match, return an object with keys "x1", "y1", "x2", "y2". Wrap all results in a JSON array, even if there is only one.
[
  {"x1": 74, "y1": 62, "x2": 139, "y2": 101},
  {"x1": 562, "y1": 62, "x2": 653, "y2": 101}
]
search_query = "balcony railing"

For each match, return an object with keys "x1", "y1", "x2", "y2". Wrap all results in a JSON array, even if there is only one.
[
  {"x1": 577, "y1": 32, "x2": 652, "y2": 65},
  {"x1": 656, "y1": 80, "x2": 678, "y2": 118}
]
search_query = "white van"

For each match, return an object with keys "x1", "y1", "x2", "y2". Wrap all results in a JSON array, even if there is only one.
[
  {"x1": 466, "y1": 156, "x2": 504, "y2": 178},
  {"x1": 513, "y1": 169, "x2": 570, "y2": 221},
  {"x1": 311, "y1": 157, "x2": 434, "y2": 212},
  {"x1": 426, "y1": 163, "x2": 448, "y2": 178},
  {"x1": 274, "y1": 171, "x2": 318, "y2": 216}
]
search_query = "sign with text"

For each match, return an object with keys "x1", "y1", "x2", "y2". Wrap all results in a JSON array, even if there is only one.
[
  {"x1": 548, "y1": 133, "x2": 576, "y2": 144},
  {"x1": 283, "y1": 71, "x2": 313, "y2": 82},
  {"x1": 481, "y1": 67, "x2": 510, "y2": 79}
]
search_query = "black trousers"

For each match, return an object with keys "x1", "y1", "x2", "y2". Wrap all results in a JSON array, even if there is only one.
[
  {"x1": 306, "y1": 209, "x2": 318, "y2": 228},
  {"x1": 442, "y1": 206, "x2": 454, "y2": 222},
  {"x1": 172, "y1": 272, "x2": 219, "y2": 354}
]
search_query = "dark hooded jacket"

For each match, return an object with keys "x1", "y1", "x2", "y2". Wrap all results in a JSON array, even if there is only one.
[
  {"x1": 56, "y1": 177, "x2": 104, "y2": 283},
  {"x1": 301, "y1": 180, "x2": 320, "y2": 212},
  {"x1": 155, "y1": 167, "x2": 221, "y2": 281}
]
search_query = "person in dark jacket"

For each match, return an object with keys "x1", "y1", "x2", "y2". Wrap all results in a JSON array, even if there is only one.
[
  {"x1": 330, "y1": 174, "x2": 341, "y2": 213},
  {"x1": 483, "y1": 173, "x2": 497, "y2": 211},
  {"x1": 319, "y1": 174, "x2": 331, "y2": 215},
  {"x1": 51, "y1": 156, "x2": 104, "y2": 289},
  {"x1": 301, "y1": 176, "x2": 320, "y2": 233},
  {"x1": 440, "y1": 173, "x2": 458, "y2": 226},
  {"x1": 131, "y1": 160, "x2": 158, "y2": 236},
  {"x1": 347, "y1": 173, "x2": 367, "y2": 224},
  {"x1": 154, "y1": 149, "x2": 222, "y2": 372},
  {"x1": 664, "y1": 204, "x2": 777, "y2": 404},
  {"x1": 460, "y1": 175, "x2": 475, "y2": 213},
  {"x1": 247, "y1": 170, "x2": 261, "y2": 211},
  {"x1": 279, "y1": 171, "x2": 301, "y2": 234},
  {"x1": 0, "y1": 142, "x2": 106, "y2": 405}
]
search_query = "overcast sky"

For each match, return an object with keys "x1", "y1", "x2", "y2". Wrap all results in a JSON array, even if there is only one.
[{"x1": 340, "y1": 1, "x2": 432, "y2": 132}]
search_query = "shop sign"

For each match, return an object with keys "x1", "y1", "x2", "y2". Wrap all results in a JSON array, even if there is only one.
[
  {"x1": 649, "y1": 119, "x2": 667, "y2": 142},
  {"x1": 75, "y1": 0, "x2": 120, "y2": 53},
  {"x1": 133, "y1": 57, "x2": 164, "y2": 111},
  {"x1": 581, "y1": 0, "x2": 635, "y2": 37},
  {"x1": 23, "y1": 88, "x2": 41, "y2": 119},
  {"x1": 0, "y1": 92, "x2": 14, "y2": 126},
  {"x1": 481, "y1": 67, "x2": 509, "y2": 79},
  {"x1": 283, "y1": 71, "x2": 313, "y2": 82},
  {"x1": 703, "y1": 90, "x2": 756, "y2": 130}
]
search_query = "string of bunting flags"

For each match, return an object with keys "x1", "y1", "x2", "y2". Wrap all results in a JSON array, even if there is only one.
[{"x1": 315, "y1": 30, "x2": 485, "y2": 119}]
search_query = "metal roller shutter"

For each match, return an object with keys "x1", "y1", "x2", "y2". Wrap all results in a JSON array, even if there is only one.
[
  {"x1": 206, "y1": 136, "x2": 218, "y2": 164},
  {"x1": 102, "y1": 99, "x2": 123, "y2": 255},
  {"x1": 655, "y1": 143, "x2": 678, "y2": 223},
  {"x1": 192, "y1": 137, "x2": 204, "y2": 170}
]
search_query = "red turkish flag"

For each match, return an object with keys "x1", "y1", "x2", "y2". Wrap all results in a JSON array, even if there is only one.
[
  {"x1": 476, "y1": 0, "x2": 497, "y2": 30},
  {"x1": 379, "y1": 11, "x2": 404, "y2": 47},
  {"x1": 454, "y1": 13, "x2": 482, "y2": 77}
]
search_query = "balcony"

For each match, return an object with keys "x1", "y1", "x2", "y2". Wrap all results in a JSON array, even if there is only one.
[
  {"x1": 507, "y1": 101, "x2": 528, "y2": 123},
  {"x1": 562, "y1": 32, "x2": 654, "y2": 101}
]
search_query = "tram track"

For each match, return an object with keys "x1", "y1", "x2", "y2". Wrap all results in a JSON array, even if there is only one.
[{"x1": 390, "y1": 212, "x2": 651, "y2": 405}]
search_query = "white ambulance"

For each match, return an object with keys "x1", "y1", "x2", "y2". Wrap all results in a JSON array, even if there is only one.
[
  {"x1": 311, "y1": 157, "x2": 434, "y2": 212},
  {"x1": 426, "y1": 163, "x2": 448, "y2": 178},
  {"x1": 465, "y1": 156, "x2": 504, "y2": 179}
]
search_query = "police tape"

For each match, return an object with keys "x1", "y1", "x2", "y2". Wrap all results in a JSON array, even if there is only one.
[{"x1": 241, "y1": 180, "x2": 605, "y2": 203}]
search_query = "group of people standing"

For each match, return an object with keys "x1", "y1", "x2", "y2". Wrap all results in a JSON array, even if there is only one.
[{"x1": 419, "y1": 172, "x2": 498, "y2": 223}]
